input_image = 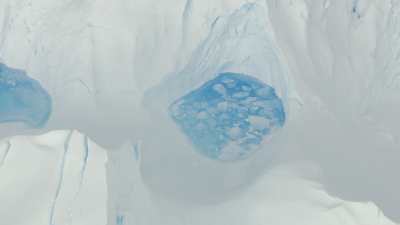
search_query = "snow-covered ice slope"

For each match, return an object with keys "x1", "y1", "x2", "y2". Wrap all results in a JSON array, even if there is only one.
[
  {"x1": 107, "y1": 143, "x2": 397, "y2": 225},
  {"x1": 0, "y1": 130, "x2": 107, "y2": 225},
  {"x1": 0, "y1": 0, "x2": 400, "y2": 224},
  {"x1": 265, "y1": 0, "x2": 400, "y2": 220}
]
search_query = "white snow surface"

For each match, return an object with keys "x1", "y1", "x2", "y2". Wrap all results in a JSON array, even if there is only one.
[
  {"x1": 0, "y1": 0, "x2": 400, "y2": 224},
  {"x1": 0, "y1": 130, "x2": 107, "y2": 225}
]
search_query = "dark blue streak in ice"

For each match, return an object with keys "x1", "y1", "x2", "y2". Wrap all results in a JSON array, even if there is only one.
[
  {"x1": 0, "y1": 63, "x2": 51, "y2": 127},
  {"x1": 352, "y1": 0, "x2": 361, "y2": 18},
  {"x1": 169, "y1": 72, "x2": 285, "y2": 161},
  {"x1": 116, "y1": 215, "x2": 124, "y2": 225},
  {"x1": 49, "y1": 131, "x2": 73, "y2": 225}
]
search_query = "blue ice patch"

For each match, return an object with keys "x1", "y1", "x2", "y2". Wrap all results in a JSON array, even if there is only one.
[
  {"x1": 169, "y1": 72, "x2": 285, "y2": 161},
  {"x1": 0, "y1": 63, "x2": 51, "y2": 127}
]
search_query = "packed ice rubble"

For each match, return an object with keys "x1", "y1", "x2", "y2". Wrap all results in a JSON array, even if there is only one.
[
  {"x1": 0, "y1": 130, "x2": 107, "y2": 225},
  {"x1": 169, "y1": 72, "x2": 285, "y2": 160},
  {"x1": 0, "y1": 63, "x2": 51, "y2": 127}
]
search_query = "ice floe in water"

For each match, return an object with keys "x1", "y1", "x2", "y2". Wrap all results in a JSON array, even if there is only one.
[
  {"x1": 0, "y1": 63, "x2": 51, "y2": 127},
  {"x1": 169, "y1": 72, "x2": 285, "y2": 161}
]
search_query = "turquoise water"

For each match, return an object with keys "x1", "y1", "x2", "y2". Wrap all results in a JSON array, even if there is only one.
[
  {"x1": 169, "y1": 72, "x2": 285, "y2": 160},
  {"x1": 0, "y1": 63, "x2": 51, "y2": 127}
]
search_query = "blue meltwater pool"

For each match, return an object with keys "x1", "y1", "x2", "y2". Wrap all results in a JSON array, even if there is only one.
[{"x1": 169, "y1": 72, "x2": 285, "y2": 161}]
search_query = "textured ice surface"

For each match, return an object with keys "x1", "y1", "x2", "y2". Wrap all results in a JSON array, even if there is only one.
[
  {"x1": 170, "y1": 72, "x2": 285, "y2": 160},
  {"x1": 108, "y1": 152, "x2": 397, "y2": 225},
  {"x1": 0, "y1": 0, "x2": 400, "y2": 224},
  {"x1": 0, "y1": 63, "x2": 51, "y2": 127},
  {"x1": 0, "y1": 131, "x2": 107, "y2": 225}
]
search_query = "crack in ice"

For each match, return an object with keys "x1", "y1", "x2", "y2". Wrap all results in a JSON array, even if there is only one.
[
  {"x1": 0, "y1": 140, "x2": 11, "y2": 167},
  {"x1": 49, "y1": 130, "x2": 73, "y2": 225},
  {"x1": 79, "y1": 134, "x2": 89, "y2": 188}
]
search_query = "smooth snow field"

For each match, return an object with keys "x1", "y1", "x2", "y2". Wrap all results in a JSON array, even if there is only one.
[{"x1": 0, "y1": 0, "x2": 399, "y2": 225}]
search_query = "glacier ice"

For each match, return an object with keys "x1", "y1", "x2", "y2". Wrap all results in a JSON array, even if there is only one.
[
  {"x1": 107, "y1": 148, "x2": 397, "y2": 225},
  {"x1": 169, "y1": 72, "x2": 285, "y2": 160},
  {"x1": 0, "y1": 63, "x2": 51, "y2": 127},
  {"x1": 0, "y1": 131, "x2": 107, "y2": 225},
  {"x1": 0, "y1": 0, "x2": 400, "y2": 224}
]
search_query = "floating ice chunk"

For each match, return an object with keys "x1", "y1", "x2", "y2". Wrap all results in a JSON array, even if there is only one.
[
  {"x1": 169, "y1": 72, "x2": 285, "y2": 160},
  {"x1": 221, "y1": 78, "x2": 236, "y2": 88},
  {"x1": 248, "y1": 116, "x2": 271, "y2": 132},
  {"x1": 255, "y1": 87, "x2": 274, "y2": 98},
  {"x1": 212, "y1": 83, "x2": 226, "y2": 95},
  {"x1": 227, "y1": 126, "x2": 244, "y2": 140},
  {"x1": 0, "y1": 63, "x2": 51, "y2": 127},
  {"x1": 232, "y1": 91, "x2": 249, "y2": 99},
  {"x1": 217, "y1": 101, "x2": 229, "y2": 111},
  {"x1": 196, "y1": 111, "x2": 209, "y2": 119}
]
